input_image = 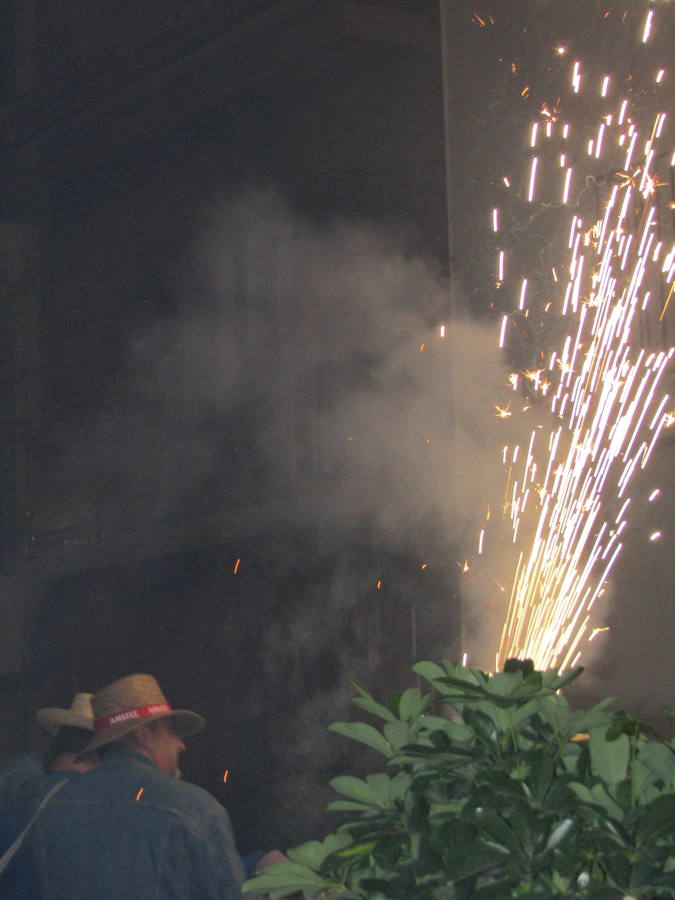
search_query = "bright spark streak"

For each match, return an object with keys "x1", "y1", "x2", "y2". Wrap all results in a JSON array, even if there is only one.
[
  {"x1": 594, "y1": 123, "x2": 606, "y2": 158},
  {"x1": 527, "y1": 157, "x2": 539, "y2": 202},
  {"x1": 642, "y1": 9, "x2": 654, "y2": 42},
  {"x1": 572, "y1": 61, "x2": 582, "y2": 93},
  {"x1": 518, "y1": 279, "x2": 528, "y2": 310},
  {"x1": 498, "y1": 314, "x2": 508, "y2": 348},
  {"x1": 588, "y1": 625, "x2": 609, "y2": 642}
]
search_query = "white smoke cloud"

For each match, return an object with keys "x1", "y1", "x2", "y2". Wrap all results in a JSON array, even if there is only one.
[{"x1": 176, "y1": 187, "x2": 507, "y2": 548}]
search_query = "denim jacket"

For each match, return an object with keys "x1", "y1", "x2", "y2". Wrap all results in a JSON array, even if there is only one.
[
  {"x1": 0, "y1": 752, "x2": 68, "y2": 899},
  {"x1": 7, "y1": 747, "x2": 246, "y2": 900}
]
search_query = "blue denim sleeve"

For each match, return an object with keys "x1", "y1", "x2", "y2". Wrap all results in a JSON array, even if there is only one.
[{"x1": 242, "y1": 850, "x2": 265, "y2": 879}]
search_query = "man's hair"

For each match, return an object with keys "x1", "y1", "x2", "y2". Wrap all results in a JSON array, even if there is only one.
[{"x1": 47, "y1": 725, "x2": 93, "y2": 765}]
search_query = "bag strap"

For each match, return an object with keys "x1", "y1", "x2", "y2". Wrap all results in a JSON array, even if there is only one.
[{"x1": 0, "y1": 778, "x2": 68, "y2": 875}]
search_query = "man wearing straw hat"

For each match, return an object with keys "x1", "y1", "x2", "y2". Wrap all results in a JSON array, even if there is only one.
[
  {"x1": 6, "y1": 673, "x2": 257, "y2": 899},
  {"x1": 0, "y1": 692, "x2": 97, "y2": 791},
  {"x1": 36, "y1": 692, "x2": 98, "y2": 773}
]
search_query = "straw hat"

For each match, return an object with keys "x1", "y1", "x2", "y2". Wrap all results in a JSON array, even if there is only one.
[
  {"x1": 36, "y1": 693, "x2": 95, "y2": 736},
  {"x1": 84, "y1": 674, "x2": 205, "y2": 754}
]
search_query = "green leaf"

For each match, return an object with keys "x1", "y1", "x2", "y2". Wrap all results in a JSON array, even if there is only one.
[
  {"x1": 562, "y1": 701, "x2": 615, "y2": 738},
  {"x1": 544, "y1": 666, "x2": 584, "y2": 692},
  {"x1": 567, "y1": 781, "x2": 595, "y2": 805},
  {"x1": 328, "y1": 722, "x2": 394, "y2": 758},
  {"x1": 242, "y1": 861, "x2": 333, "y2": 899},
  {"x1": 287, "y1": 833, "x2": 351, "y2": 869},
  {"x1": 463, "y1": 708, "x2": 499, "y2": 747},
  {"x1": 637, "y1": 794, "x2": 675, "y2": 845},
  {"x1": 398, "y1": 686, "x2": 428, "y2": 720},
  {"x1": 436, "y1": 675, "x2": 488, "y2": 697},
  {"x1": 350, "y1": 696, "x2": 397, "y2": 723},
  {"x1": 508, "y1": 699, "x2": 540, "y2": 729},
  {"x1": 329, "y1": 775, "x2": 383, "y2": 807},
  {"x1": 383, "y1": 719, "x2": 414, "y2": 750},
  {"x1": 588, "y1": 727, "x2": 629, "y2": 784},
  {"x1": 485, "y1": 671, "x2": 523, "y2": 697},
  {"x1": 635, "y1": 742, "x2": 675, "y2": 797},
  {"x1": 589, "y1": 783, "x2": 624, "y2": 819},
  {"x1": 529, "y1": 747, "x2": 554, "y2": 800},
  {"x1": 335, "y1": 840, "x2": 376, "y2": 859},
  {"x1": 443, "y1": 840, "x2": 509, "y2": 882},
  {"x1": 329, "y1": 773, "x2": 407, "y2": 811},
  {"x1": 348, "y1": 677, "x2": 397, "y2": 722},
  {"x1": 428, "y1": 717, "x2": 475, "y2": 742},
  {"x1": 412, "y1": 659, "x2": 446, "y2": 681},
  {"x1": 473, "y1": 807, "x2": 522, "y2": 853},
  {"x1": 326, "y1": 800, "x2": 375, "y2": 812}
]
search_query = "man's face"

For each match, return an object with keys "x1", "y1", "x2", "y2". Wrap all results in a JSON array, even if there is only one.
[{"x1": 143, "y1": 719, "x2": 186, "y2": 778}]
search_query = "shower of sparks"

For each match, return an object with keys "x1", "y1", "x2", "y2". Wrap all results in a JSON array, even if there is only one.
[{"x1": 477, "y1": 3, "x2": 674, "y2": 671}]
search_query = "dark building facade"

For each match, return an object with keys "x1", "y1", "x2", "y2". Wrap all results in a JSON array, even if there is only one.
[{"x1": 0, "y1": 0, "x2": 460, "y2": 849}]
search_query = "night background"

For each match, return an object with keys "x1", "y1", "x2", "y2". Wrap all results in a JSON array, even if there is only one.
[{"x1": 0, "y1": 0, "x2": 672, "y2": 857}]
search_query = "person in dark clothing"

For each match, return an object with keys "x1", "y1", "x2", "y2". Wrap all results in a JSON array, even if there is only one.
[
  {"x1": 2, "y1": 673, "x2": 275, "y2": 899},
  {"x1": 0, "y1": 692, "x2": 98, "y2": 896}
]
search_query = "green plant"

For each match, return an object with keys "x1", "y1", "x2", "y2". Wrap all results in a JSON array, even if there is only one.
[{"x1": 243, "y1": 660, "x2": 675, "y2": 899}]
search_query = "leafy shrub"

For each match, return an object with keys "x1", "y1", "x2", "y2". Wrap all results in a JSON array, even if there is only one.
[{"x1": 244, "y1": 660, "x2": 675, "y2": 899}]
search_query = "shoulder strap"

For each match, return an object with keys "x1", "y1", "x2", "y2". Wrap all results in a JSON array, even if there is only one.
[{"x1": 0, "y1": 778, "x2": 68, "y2": 875}]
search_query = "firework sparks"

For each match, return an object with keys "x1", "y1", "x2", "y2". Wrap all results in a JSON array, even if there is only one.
[{"x1": 478, "y1": 2, "x2": 673, "y2": 671}]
